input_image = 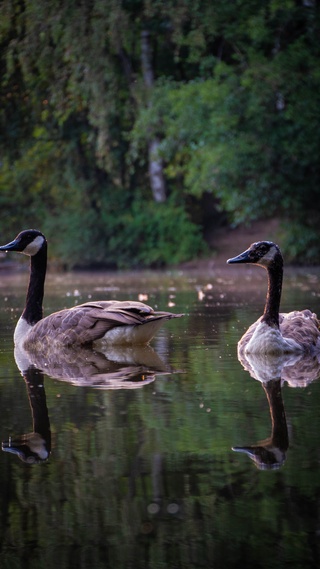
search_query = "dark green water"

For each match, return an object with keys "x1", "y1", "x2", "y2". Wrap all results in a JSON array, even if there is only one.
[{"x1": 0, "y1": 265, "x2": 320, "y2": 569}]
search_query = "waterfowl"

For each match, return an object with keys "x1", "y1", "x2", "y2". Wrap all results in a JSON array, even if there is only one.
[
  {"x1": 227, "y1": 241, "x2": 320, "y2": 355},
  {"x1": 0, "y1": 229, "x2": 183, "y2": 349}
]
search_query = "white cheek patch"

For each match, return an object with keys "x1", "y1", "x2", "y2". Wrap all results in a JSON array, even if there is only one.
[{"x1": 23, "y1": 236, "x2": 45, "y2": 256}]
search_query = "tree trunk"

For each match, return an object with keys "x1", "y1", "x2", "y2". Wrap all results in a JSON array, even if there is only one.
[{"x1": 141, "y1": 30, "x2": 167, "y2": 203}]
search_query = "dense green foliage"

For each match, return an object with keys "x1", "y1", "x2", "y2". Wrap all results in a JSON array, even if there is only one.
[{"x1": 1, "y1": 0, "x2": 320, "y2": 265}]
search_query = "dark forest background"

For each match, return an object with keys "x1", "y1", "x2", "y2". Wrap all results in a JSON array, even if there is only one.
[{"x1": 1, "y1": 0, "x2": 320, "y2": 267}]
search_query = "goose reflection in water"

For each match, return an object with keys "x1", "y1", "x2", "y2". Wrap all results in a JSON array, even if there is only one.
[
  {"x1": 3, "y1": 344, "x2": 177, "y2": 463},
  {"x1": 2, "y1": 366, "x2": 51, "y2": 464},
  {"x1": 233, "y1": 377, "x2": 288, "y2": 471},
  {"x1": 233, "y1": 352, "x2": 320, "y2": 470},
  {"x1": 14, "y1": 342, "x2": 175, "y2": 389}
]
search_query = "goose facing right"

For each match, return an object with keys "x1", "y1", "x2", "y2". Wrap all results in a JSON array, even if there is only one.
[
  {"x1": 0, "y1": 229, "x2": 183, "y2": 349},
  {"x1": 227, "y1": 241, "x2": 320, "y2": 356}
]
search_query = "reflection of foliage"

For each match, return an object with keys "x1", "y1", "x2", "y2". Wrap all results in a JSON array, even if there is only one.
[
  {"x1": 1, "y1": 282, "x2": 320, "y2": 568},
  {"x1": 3, "y1": 356, "x2": 320, "y2": 569}
]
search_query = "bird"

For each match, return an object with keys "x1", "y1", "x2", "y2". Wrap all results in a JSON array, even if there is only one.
[
  {"x1": 227, "y1": 241, "x2": 320, "y2": 356},
  {"x1": 0, "y1": 229, "x2": 183, "y2": 349}
]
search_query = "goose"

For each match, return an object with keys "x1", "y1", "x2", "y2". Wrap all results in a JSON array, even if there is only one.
[
  {"x1": 227, "y1": 241, "x2": 320, "y2": 355},
  {"x1": 0, "y1": 229, "x2": 183, "y2": 349}
]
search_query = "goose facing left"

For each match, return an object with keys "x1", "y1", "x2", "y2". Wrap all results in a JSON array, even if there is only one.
[
  {"x1": 0, "y1": 229, "x2": 183, "y2": 348},
  {"x1": 227, "y1": 240, "x2": 320, "y2": 356}
]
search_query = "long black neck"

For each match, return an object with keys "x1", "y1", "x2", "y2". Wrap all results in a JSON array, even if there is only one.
[
  {"x1": 22, "y1": 244, "x2": 47, "y2": 325},
  {"x1": 261, "y1": 255, "x2": 283, "y2": 328}
]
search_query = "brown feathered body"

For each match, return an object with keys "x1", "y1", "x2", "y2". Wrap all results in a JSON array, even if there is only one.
[
  {"x1": 20, "y1": 300, "x2": 181, "y2": 348},
  {"x1": 238, "y1": 309, "x2": 320, "y2": 358}
]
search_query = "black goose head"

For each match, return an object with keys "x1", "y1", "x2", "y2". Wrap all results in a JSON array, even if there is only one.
[
  {"x1": 0, "y1": 229, "x2": 47, "y2": 257},
  {"x1": 227, "y1": 241, "x2": 283, "y2": 269}
]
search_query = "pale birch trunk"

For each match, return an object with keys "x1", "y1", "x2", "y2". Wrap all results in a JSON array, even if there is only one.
[{"x1": 141, "y1": 30, "x2": 167, "y2": 203}]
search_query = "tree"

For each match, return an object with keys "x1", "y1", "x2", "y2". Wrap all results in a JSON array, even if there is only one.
[
  {"x1": 1, "y1": 0, "x2": 320, "y2": 265},
  {"x1": 140, "y1": 29, "x2": 167, "y2": 203}
]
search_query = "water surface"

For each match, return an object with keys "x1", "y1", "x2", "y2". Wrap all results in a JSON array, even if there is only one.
[{"x1": 0, "y1": 265, "x2": 320, "y2": 568}]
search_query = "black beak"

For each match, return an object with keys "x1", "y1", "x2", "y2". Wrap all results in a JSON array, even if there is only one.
[
  {"x1": 0, "y1": 238, "x2": 21, "y2": 252},
  {"x1": 227, "y1": 249, "x2": 251, "y2": 264}
]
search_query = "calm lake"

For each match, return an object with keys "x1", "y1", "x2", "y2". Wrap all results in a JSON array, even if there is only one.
[{"x1": 0, "y1": 262, "x2": 320, "y2": 569}]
